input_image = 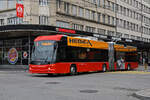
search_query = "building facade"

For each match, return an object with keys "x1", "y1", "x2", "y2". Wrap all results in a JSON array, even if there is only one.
[
  {"x1": 116, "y1": 0, "x2": 150, "y2": 42},
  {"x1": 0, "y1": 0, "x2": 116, "y2": 35},
  {"x1": 115, "y1": 0, "x2": 150, "y2": 64},
  {"x1": 1, "y1": 0, "x2": 150, "y2": 40},
  {"x1": 0, "y1": 0, "x2": 150, "y2": 67}
]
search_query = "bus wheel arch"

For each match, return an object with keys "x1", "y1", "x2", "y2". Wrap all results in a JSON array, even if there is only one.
[
  {"x1": 70, "y1": 64, "x2": 77, "y2": 75},
  {"x1": 102, "y1": 64, "x2": 107, "y2": 72}
]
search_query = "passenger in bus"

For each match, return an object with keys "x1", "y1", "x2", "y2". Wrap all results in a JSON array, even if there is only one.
[
  {"x1": 117, "y1": 58, "x2": 122, "y2": 68},
  {"x1": 117, "y1": 57, "x2": 125, "y2": 69},
  {"x1": 120, "y1": 57, "x2": 125, "y2": 69},
  {"x1": 78, "y1": 51, "x2": 87, "y2": 59}
]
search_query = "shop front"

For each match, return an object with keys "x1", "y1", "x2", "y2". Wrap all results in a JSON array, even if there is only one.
[
  {"x1": 0, "y1": 37, "x2": 33, "y2": 69},
  {"x1": 0, "y1": 24, "x2": 55, "y2": 69}
]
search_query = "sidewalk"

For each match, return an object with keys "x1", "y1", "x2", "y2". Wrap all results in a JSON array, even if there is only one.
[
  {"x1": 133, "y1": 65, "x2": 150, "y2": 99},
  {"x1": 0, "y1": 65, "x2": 28, "y2": 72},
  {"x1": 134, "y1": 65, "x2": 150, "y2": 72}
]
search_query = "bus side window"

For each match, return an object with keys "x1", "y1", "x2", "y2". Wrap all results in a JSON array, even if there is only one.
[{"x1": 78, "y1": 51, "x2": 87, "y2": 59}]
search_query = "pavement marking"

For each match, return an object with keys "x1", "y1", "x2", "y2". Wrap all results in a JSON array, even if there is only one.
[{"x1": 106, "y1": 71, "x2": 150, "y2": 74}]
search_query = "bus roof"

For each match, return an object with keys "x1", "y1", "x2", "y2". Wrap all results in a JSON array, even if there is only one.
[
  {"x1": 114, "y1": 44, "x2": 137, "y2": 52},
  {"x1": 34, "y1": 35, "x2": 64, "y2": 42},
  {"x1": 67, "y1": 36, "x2": 109, "y2": 50},
  {"x1": 67, "y1": 36, "x2": 137, "y2": 52}
]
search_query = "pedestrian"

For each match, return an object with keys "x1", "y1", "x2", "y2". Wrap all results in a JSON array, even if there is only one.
[
  {"x1": 143, "y1": 57, "x2": 145, "y2": 66},
  {"x1": 144, "y1": 57, "x2": 148, "y2": 71}
]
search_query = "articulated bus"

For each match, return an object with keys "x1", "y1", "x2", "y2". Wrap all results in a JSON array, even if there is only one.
[{"x1": 29, "y1": 35, "x2": 138, "y2": 75}]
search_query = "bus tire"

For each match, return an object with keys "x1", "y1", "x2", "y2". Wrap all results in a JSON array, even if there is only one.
[
  {"x1": 70, "y1": 65, "x2": 77, "y2": 75},
  {"x1": 102, "y1": 64, "x2": 107, "y2": 72},
  {"x1": 127, "y1": 64, "x2": 131, "y2": 70}
]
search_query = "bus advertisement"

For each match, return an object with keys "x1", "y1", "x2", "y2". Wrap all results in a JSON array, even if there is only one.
[{"x1": 29, "y1": 35, "x2": 138, "y2": 75}]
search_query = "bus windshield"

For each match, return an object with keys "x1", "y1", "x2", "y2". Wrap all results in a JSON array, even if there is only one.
[{"x1": 31, "y1": 40, "x2": 57, "y2": 65}]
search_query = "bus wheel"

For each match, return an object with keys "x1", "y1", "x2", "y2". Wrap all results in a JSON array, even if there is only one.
[
  {"x1": 70, "y1": 65, "x2": 77, "y2": 75},
  {"x1": 127, "y1": 64, "x2": 131, "y2": 70},
  {"x1": 102, "y1": 64, "x2": 107, "y2": 72}
]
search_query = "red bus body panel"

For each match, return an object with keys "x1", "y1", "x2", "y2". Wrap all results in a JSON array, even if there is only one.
[
  {"x1": 125, "y1": 62, "x2": 138, "y2": 69},
  {"x1": 29, "y1": 62, "x2": 107, "y2": 74},
  {"x1": 29, "y1": 62, "x2": 138, "y2": 74},
  {"x1": 113, "y1": 62, "x2": 138, "y2": 70}
]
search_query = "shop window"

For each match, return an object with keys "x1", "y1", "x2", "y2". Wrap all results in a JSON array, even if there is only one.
[{"x1": 1, "y1": 38, "x2": 30, "y2": 65}]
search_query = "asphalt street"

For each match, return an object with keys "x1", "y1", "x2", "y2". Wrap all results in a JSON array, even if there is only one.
[{"x1": 0, "y1": 71, "x2": 150, "y2": 100}]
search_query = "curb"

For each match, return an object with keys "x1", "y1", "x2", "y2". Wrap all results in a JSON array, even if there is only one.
[{"x1": 134, "y1": 89, "x2": 150, "y2": 100}]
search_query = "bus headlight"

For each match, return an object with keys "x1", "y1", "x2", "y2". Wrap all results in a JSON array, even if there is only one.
[
  {"x1": 48, "y1": 67, "x2": 51, "y2": 70},
  {"x1": 51, "y1": 64, "x2": 55, "y2": 66}
]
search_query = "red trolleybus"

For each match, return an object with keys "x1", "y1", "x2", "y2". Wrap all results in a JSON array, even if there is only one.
[{"x1": 29, "y1": 35, "x2": 138, "y2": 75}]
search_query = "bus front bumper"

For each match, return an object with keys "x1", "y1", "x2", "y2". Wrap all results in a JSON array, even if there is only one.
[{"x1": 29, "y1": 64, "x2": 56, "y2": 74}]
